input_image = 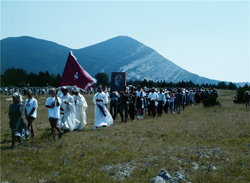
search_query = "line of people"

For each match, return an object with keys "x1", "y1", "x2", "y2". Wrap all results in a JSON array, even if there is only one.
[
  {"x1": 8, "y1": 86, "x2": 89, "y2": 148},
  {"x1": 7, "y1": 84, "x2": 217, "y2": 149},
  {"x1": 8, "y1": 85, "x2": 116, "y2": 148},
  {"x1": 108, "y1": 85, "x2": 219, "y2": 122}
]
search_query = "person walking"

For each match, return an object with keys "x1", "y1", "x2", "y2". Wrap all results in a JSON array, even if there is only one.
[
  {"x1": 9, "y1": 93, "x2": 29, "y2": 149},
  {"x1": 92, "y1": 86, "x2": 113, "y2": 130},
  {"x1": 119, "y1": 86, "x2": 129, "y2": 123},
  {"x1": 109, "y1": 90, "x2": 119, "y2": 120},
  {"x1": 25, "y1": 91, "x2": 38, "y2": 138},
  {"x1": 73, "y1": 87, "x2": 88, "y2": 130},
  {"x1": 136, "y1": 85, "x2": 146, "y2": 119},
  {"x1": 45, "y1": 88, "x2": 63, "y2": 140}
]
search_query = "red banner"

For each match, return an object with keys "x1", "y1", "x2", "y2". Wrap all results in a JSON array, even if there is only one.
[{"x1": 60, "y1": 51, "x2": 96, "y2": 90}]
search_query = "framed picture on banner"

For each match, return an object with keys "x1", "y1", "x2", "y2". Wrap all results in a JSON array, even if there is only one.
[{"x1": 111, "y1": 72, "x2": 126, "y2": 91}]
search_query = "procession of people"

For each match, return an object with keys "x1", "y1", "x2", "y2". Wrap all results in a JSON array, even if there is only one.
[{"x1": 7, "y1": 82, "x2": 249, "y2": 149}]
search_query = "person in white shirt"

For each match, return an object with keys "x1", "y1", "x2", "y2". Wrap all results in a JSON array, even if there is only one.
[
  {"x1": 73, "y1": 87, "x2": 88, "y2": 130},
  {"x1": 57, "y1": 87, "x2": 63, "y2": 98},
  {"x1": 45, "y1": 88, "x2": 63, "y2": 140},
  {"x1": 157, "y1": 88, "x2": 166, "y2": 117},
  {"x1": 92, "y1": 86, "x2": 113, "y2": 130},
  {"x1": 103, "y1": 87, "x2": 109, "y2": 108},
  {"x1": 59, "y1": 86, "x2": 80, "y2": 132},
  {"x1": 164, "y1": 91, "x2": 170, "y2": 114},
  {"x1": 25, "y1": 91, "x2": 38, "y2": 138},
  {"x1": 148, "y1": 88, "x2": 159, "y2": 118},
  {"x1": 136, "y1": 85, "x2": 146, "y2": 119}
]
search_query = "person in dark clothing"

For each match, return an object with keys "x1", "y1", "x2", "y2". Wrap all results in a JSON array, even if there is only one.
[
  {"x1": 119, "y1": 86, "x2": 129, "y2": 123},
  {"x1": 128, "y1": 86, "x2": 136, "y2": 121},
  {"x1": 175, "y1": 89, "x2": 183, "y2": 114},
  {"x1": 245, "y1": 91, "x2": 250, "y2": 108},
  {"x1": 109, "y1": 90, "x2": 118, "y2": 120},
  {"x1": 9, "y1": 93, "x2": 29, "y2": 149}
]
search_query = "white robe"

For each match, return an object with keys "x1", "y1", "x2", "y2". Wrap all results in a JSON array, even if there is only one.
[
  {"x1": 58, "y1": 93, "x2": 80, "y2": 131},
  {"x1": 73, "y1": 94, "x2": 88, "y2": 129},
  {"x1": 93, "y1": 92, "x2": 113, "y2": 127}
]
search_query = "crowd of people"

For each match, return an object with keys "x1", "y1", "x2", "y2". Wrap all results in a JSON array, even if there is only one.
[
  {"x1": 7, "y1": 84, "x2": 221, "y2": 149},
  {"x1": 7, "y1": 85, "x2": 111, "y2": 149},
  {"x1": 0, "y1": 86, "x2": 94, "y2": 96},
  {"x1": 108, "y1": 85, "x2": 219, "y2": 121}
]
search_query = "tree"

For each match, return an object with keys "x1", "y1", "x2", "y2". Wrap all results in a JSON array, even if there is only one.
[
  {"x1": 233, "y1": 84, "x2": 250, "y2": 103},
  {"x1": 27, "y1": 72, "x2": 38, "y2": 86},
  {"x1": 2, "y1": 67, "x2": 27, "y2": 86},
  {"x1": 94, "y1": 72, "x2": 109, "y2": 86},
  {"x1": 217, "y1": 82, "x2": 227, "y2": 89},
  {"x1": 228, "y1": 82, "x2": 237, "y2": 90}
]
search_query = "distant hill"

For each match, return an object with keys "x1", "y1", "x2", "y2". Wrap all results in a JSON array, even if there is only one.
[
  {"x1": 1, "y1": 35, "x2": 244, "y2": 86},
  {"x1": 1, "y1": 36, "x2": 69, "y2": 75}
]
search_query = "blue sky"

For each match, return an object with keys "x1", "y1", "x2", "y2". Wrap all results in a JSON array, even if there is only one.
[{"x1": 1, "y1": 0, "x2": 249, "y2": 83}]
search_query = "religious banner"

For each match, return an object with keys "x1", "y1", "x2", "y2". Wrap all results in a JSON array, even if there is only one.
[
  {"x1": 60, "y1": 51, "x2": 96, "y2": 90},
  {"x1": 111, "y1": 72, "x2": 126, "y2": 91}
]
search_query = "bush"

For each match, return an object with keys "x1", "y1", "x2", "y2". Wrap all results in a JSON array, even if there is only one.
[
  {"x1": 233, "y1": 84, "x2": 250, "y2": 104},
  {"x1": 202, "y1": 93, "x2": 220, "y2": 107}
]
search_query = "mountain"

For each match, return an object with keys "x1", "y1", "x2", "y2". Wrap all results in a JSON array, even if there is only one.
[
  {"x1": 1, "y1": 36, "x2": 69, "y2": 75},
  {"x1": 0, "y1": 36, "x2": 226, "y2": 85}
]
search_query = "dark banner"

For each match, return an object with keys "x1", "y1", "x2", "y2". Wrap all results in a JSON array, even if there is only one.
[{"x1": 111, "y1": 72, "x2": 126, "y2": 91}]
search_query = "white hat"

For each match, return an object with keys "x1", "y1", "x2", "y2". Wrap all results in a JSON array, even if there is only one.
[
  {"x1": 74, "y1": 87, "x2": 80, "y2": 92},
  {"x1": 61, "y1": 86, "x2": 67, "y2": 90},
  {"x1": 12, "y1": 92, "x2": 23, "y2": 102}
]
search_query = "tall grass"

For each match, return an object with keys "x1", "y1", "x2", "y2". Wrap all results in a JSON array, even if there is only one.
[{"x1": 1, "y1": 89, "x2": 249, "y2": 182}]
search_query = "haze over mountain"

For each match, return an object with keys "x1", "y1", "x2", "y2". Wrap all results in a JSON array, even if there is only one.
[{"x1": 0, "y1": 36, "x2": 236, "y2": 85}]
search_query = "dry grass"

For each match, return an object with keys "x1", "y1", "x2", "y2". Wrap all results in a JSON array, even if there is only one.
[{"x1": 0, "y1": 89, "x2": 249, "y2": 183}]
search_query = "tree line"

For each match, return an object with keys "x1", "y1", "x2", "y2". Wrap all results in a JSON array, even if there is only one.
[
  {"x1": 1, "y1": 67, "x2": 61, "y2": 87},
  {"x1": 0, "y1": 67, "x2": 245, "y2": 91}
]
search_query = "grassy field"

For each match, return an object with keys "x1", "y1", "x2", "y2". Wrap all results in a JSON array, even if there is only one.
[{"x1": 0, "y1": 90, "x2": 249, "y2": 183}]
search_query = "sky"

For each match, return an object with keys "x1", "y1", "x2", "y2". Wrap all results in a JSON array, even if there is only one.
[{"x1": 1, "y1": 0, "x2": 249, "y2": 83}]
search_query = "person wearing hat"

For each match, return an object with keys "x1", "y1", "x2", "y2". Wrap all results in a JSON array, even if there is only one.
[
  {"x1": 73, "y1": 87, "x2": 88, "y2": 129},
  {"x1": 9, "y1": 93, "x2": 29, "y2": 148},
  {"x1": 25, "y1": 91, "x2": 38, "y2": 138},
  {"x1": 59, "y1": 86, "x2": 80, "y2": 131}
]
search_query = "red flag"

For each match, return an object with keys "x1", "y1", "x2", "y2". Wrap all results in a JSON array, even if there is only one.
[{"x1": 60, "y1": 51, "x2": 96, "y2": 90}]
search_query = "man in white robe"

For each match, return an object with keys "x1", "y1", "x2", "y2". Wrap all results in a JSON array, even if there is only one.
[
  {"x1": 92, "y1": 86, "x2": 113, "y2": 130},
  {"x1": 58, "y1": 86, "x2": 80, "y2": 131},
  {"x1": 73, "y1": 87, "x2": 88, "y2": 130}
]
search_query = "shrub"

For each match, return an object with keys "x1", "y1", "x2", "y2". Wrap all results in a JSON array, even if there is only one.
[
  {"x1": 202, "y1": 93, "x2": 220, "y2": 107},
  {"x1": 233, "y1": 84, "x2": 250, "y2": 103}
]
